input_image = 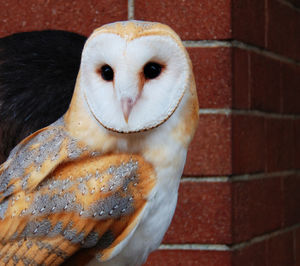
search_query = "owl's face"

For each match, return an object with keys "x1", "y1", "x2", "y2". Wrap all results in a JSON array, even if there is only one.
[{"x1": 79, "y1": 21, "x2": 191, "y2": 133}]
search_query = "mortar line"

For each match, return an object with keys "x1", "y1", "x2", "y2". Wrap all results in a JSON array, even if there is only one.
[
  {"x1": 198, "y1": 108, "x2": 300, "y2": 119},
  {"x1": 181, "y1": 177, "x2": 230, "y2": 182},
  {"x1": 183, "y1": 40, "x2": 300, "y2": 66},
  {"x1": 128, "y1": 0, "x2": 134, "y2": 20},
  {"x1": 198, "y1": 108, "x2": 231, "y2": 115},
  {"x1": 181, "y1": 170, "x2": 299, "y2": 183},
  {"x1": 230, "y1": 170, "x2": 297, "y2": 182},
  {"x1": 159, "y1": 223, "x2": 300, "y2": 251},
  {"x1": 232, "y1": 40, "x2": 300, "y2": 66},
  {"x1": 159, "y1": 244, "x2": 231, "y2": 251},
  {"x1": 183, "y1": 40, "x2": 231, "y2": 48},
  {"x1": 231, "y1": 223, "x2": 300, "y2": 250}
]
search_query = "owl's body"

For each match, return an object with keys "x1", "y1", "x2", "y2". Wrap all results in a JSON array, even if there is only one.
[{"x1": 0, "y1": 21, "x2": 198, "y2": 265}]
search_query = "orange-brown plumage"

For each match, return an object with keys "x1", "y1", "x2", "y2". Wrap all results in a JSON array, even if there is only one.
[{"x1": 0, "y1": 120, "x2": 156, "y2": 265}]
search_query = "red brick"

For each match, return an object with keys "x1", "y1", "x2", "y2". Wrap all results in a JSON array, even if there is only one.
[
  {"x1": 233, "y1": 177, "x2": 282, "y2": 242},
  {"x1": 232, "y1": 115, "x2": 265, "y2": 174},
  {"x1": 184, "y1": 115, "x2": 232, "y2": 176},
  {"x1": 267, "y1": 0, "x2": 300, "y2": 60},
  {"x1": 265, "y1": 118, "x2": 295, "y2": 172},
  {"x1": 232, "y1": 0, "x2": 265, "y2": 47},
  {"x1": 295, "y1": 120, "x2": 300, "y2": 169},
  {"x1": 188, "y1": 47, "x2": 232, "y2": 109},
  {"x1": 281, "y1": 63, "x2": 300, "y2": 114},
  {"x1": 0, "y1": 0, "x2": 128, "y2": 37},
  {"x1": 232, "y1": 48, "x2": 250, "y2": 109},
  {"x1": 295, "y1": 228, "x2": 300, "y2": 266},
  {"x1": 144, "y1": 250, "x2": 232, "y2": 266},
  {"x1": 164, "y1": 182, "x2": 232, "y2": 244},
  {"x1": 250, "y1": 53, "x2": 281, "y2": 112},
  {"x1": 233, "y1": 241, "x2": 266, "y2": 266},
  {"x1": 135, "y1": 0, "x2": 231, "y2": 40},
  {"x1": 283, "y1": 175, "x2": 300, "y2": 226},
  {"x1": 266, "y1": 232, "x2": 294, "y2": 266}
]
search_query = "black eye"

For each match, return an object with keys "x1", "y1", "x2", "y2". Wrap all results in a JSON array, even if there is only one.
[
  {"x1": 143, "y1": 62, "x2": 162, "y2": 79},
  {"x1": 100, "y1": 64, "x2": 114, "y2": 81}
]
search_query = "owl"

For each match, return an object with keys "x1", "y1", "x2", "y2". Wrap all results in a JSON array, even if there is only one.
[{"x1": 0, "y1": 21, "x2": 199, "y2": 265}]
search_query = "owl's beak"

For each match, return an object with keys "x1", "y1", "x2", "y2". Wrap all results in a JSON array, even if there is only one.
[{"x1": 121, "y1": 97, "x2": 134, "y2": 123}]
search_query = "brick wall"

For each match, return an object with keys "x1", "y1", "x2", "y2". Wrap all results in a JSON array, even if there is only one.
[{"x1": 0, "y1": 0, "x2": 299, "y2": 265}]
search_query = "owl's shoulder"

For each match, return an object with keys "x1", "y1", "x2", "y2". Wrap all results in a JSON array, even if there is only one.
[
  {"x1": 0, "y1": 120, "x2": 63, "y2": 198},
  {"x1": 0, "y1": 122, "x2": 158, "y2": 264}
]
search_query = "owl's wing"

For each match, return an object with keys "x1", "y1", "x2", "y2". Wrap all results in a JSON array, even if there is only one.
[
  {"x1": 0, "y1": 118, "x2": 71, "y2": 201},
  {"x1": 0, "y1": 119, "x2": 156, "y2": 265}
]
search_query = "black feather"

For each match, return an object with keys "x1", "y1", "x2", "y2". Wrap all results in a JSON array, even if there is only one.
[{"x1": 0, "y1": 30, "x2": 87, "y2": 162}]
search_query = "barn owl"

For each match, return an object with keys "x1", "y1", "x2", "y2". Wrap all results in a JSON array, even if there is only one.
[{"x1": 0, "y1": 21, "x2": 199, "y2": 265}]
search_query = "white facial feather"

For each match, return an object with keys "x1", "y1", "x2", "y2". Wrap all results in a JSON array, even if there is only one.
[{"x1": 80, "y1": 30, "x2": 190, "y2": 133}]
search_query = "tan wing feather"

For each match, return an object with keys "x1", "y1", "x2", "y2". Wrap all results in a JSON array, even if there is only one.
[{"x1": 0, "y1": 119, "x2": 156, "y2": 265}]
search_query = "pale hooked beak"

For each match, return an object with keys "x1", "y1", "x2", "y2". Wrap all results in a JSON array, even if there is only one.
[{"x1": 121, "y1": 97, "x2": 134, "y2": 123}]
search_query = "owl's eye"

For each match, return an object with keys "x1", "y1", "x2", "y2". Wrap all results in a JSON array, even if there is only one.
[
  {"x1": 100, "y1": 64, "x2": 114, "y2": 81},
  {"x1": 143, "y1": 62, "x2": 162, "y2": 79}
]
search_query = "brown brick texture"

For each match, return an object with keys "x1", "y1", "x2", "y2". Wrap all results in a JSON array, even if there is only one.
[
  {"x1": 0, "y1": 0, "x2": 128, "y2": 37},
  {"x1": 135, "y1": 0, "x2": 232, "y2": 40},
  {"x1": 0, "y1": 1, "x2": 299, "y2": 266}
]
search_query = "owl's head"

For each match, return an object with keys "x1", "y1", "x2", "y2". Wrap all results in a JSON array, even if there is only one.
[{"x1": 79, "y1": 21, "x2": 193, "y2": 133}]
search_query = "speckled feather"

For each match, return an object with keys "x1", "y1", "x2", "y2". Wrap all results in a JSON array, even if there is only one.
[{"x1": 0, "y1": 118, "x2": 156, "y2": 264}]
